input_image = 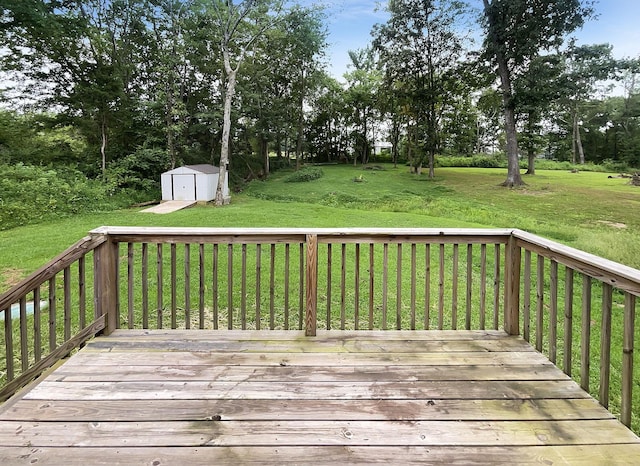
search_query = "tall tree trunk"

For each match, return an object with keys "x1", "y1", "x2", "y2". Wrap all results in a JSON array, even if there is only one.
[
  {"x1": 501, "y1": 105, "x2": 523, "y2": 186},
  {"x1": 428, "y1": 150, "x2": 435, "y2": 179},
  {"x1": 101, "y1": 113, "x2": 108, "y2": 180},
  {"x1": 261, "y1": 135, "x2": 269, "y2": 176},
  {"x1": 295, "y1": 70, "x2": 306, "y2": 171},
  {"x1": 216, "y1": 64, "x2": 236, "y2": 206},
  {"x1": 575, "y1": 112, "x2": 586, "y2": 164},
  {"x1": 166, "y1": 86, "x2": 177, "y2": 170},
  {"x1": 483, "y1": 0, "x2": 524, "y2": 187},
  {"x1": 526, "y1": 150, "x2": 536, "y2": 175}
]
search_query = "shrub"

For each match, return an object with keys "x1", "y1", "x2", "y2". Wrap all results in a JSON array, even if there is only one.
[
  {"x1": 437, "y1": 155, "x2": 505, "y2": 168},
  {"x1": 284, "y1": 166, "x2": 324, "y2": 183},
  {"x1": 0, "y1": 163, "x2": 134, "y2": 230}
]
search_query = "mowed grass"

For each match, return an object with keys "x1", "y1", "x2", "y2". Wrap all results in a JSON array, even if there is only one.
[{"x1": 2, "y1": 164, "x2": 640, "y2": 290}]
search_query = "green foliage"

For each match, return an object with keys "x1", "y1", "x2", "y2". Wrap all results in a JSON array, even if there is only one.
[
  {"x1": 0, "y1": 163, "x2": 131, "y2": 230},
  {"x1": 104, "y1": 147, "x2": 169, "y2": 194},
  {"x1": 284, "y1": 167, "x2": 324, "y2": 183},
  {"x1": 437, "y1": 155, "x2": 505, "y2": 168}
]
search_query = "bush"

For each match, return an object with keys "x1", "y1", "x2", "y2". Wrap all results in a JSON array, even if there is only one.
[
  {"x1": 436, "y1": 155, "x2": 505, "y2": 168},
  {"x1": 284, "y1": 166, "x2": 324, "y2": 183},
  {"x1": 0, "y1": 163, "x2": 134, "y2": 230}
]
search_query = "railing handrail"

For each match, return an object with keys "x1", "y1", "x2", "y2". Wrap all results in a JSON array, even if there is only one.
[
  {"x1": 90, "y1": 226, "x2": 517, "y2": 237},
  {"x1": 513, "y1": 229, "x2": 640, "y2": 297},
  {"x1": 2, "y1": 226, "x2": 639, "y2": 431},
  {"x1": 0, "y1": 235, "x2": 106, "y2": 312}
]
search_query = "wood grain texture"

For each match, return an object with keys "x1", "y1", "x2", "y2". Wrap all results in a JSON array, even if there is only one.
[{"x1": 0, "y1": 329, "x2": 637, "y2": 464}]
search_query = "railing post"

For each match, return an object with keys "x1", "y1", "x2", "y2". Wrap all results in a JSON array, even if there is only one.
[
  {"x1": 94, "y1": 234, "x2": 118, "y2": 335},
  {"x1": 503, "y1": 234, "x2": 521, "y2": 335},
  {"x1": 305, "y1": 234, "x2": 318, "y2": 336}
]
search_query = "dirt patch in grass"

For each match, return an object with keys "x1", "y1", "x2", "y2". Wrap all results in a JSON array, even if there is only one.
[
  {"x1": 1, "y1": 267, "x2": 25, "y2": 291},
  {"x1": 517, "y1": 189, "x2": 553, "y2": 196},
  {"x1": 596, "y1": 220, "x2": 627, "y2": 229}
]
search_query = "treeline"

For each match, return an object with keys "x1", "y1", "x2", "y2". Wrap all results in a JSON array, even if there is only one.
[{"x1": 0, "y1": 0, "x2": 639, "y2": 201}]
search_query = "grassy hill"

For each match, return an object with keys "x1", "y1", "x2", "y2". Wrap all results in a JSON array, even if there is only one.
[{"x1": 1, "y1": 164, "x2": 639, "y2": 290}]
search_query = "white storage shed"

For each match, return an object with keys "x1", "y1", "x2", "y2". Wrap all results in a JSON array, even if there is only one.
[{"x1": 161, "y1": 164, "x2": 229, "y2": 202}]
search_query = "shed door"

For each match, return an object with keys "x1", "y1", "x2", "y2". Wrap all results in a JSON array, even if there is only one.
[{"x1": 172, "y1": 174, "x2": 196, "y2": 201}]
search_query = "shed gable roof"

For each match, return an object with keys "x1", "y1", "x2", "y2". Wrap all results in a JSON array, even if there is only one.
[{"x1": 162, "y1": 164, "x2": 220, "y2": 176}]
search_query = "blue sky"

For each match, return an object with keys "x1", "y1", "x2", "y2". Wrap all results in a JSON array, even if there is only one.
[{"x1": 300, "y1": 0, "x2": 640, "y2": 82}]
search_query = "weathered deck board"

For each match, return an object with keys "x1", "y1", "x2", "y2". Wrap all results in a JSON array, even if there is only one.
[
  {"x1": 0, "y1": 330, "x2": 638, "y2": 465},
  {"x1": 4, "y1": 445, "x2": 640, "y2": 466},
  {"x1": 0, "y1": 399, "x2": 614, "y2": 422}
]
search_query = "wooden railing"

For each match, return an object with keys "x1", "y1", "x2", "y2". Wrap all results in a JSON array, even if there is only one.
[{"x1": 0, "y1": 227, "x2": 638, "y2": 432}]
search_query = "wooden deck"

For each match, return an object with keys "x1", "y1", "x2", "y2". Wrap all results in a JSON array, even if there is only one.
[{"x1": 0, "y1": 330, "x2": 639, "y2": 465}]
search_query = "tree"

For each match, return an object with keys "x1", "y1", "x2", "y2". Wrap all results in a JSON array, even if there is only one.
[
  {"x1": 373, "y1": 0, "x2": 469, "y2": 178},
  {"x1": 344, "y1": 48, "x2": 382, "y2": 167},
  {"x1": 558, "y1": 43, "x2": 619, "y2": 164},
  {"x1": 197, "y1": 0, "x2": 287, "y2": 205},
  {"x1": 481, "y1": 0, "x2": 594, "y2": 186},
  {"x1": 513, "y1": 54, "x2": 565, "y2": 174}
]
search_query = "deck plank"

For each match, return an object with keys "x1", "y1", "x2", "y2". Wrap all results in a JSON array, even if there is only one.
[
  {"x1": 23, "y1": 380, "x2": 591, "y2": 401},
  {"x1": 62, "y1": 350, "x2": 551, "y2": 367},
  {"x1": 0, "y1": 329, "x2": 638, "y2": 465},
  {"x1": 0, "y1": 419, "x2": 638, "y2": 447},
  {"x1": 3, "y1": 445, "x2": 640, "y2": 465},
  {"x1": 45, "y1": 363, "x2": 565, "y2": 382},
  {"x1": 0, "y1": 399, "x2": 614, "y2": 422}
]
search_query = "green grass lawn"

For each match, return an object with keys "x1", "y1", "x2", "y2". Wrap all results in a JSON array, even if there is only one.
[{"x1": 2, "y1": 164, "x2": 640, "y2": 290}]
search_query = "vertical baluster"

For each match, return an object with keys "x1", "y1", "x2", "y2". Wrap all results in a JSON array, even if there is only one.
[
  {"x1": 580, "y1": 275, "x2": 592, "y2": 391},
  {"x1": 299, "y1": 243, "x2": 304, "y2": 330},
  {"x1": 33, "y1": 287, "x2": 41, "y2": 363},
  {"x1": 128, "y1": 243, "x2": 135, "y2": 329},
  {"x1": 382, "y1": 243, "x2": 388, "y2": 330},
  {"x1": 115, "y1": 243, "x2": 121, "y2": 329},
  {"x1": 228, "y1": 244, "x2": 234, "y2": 330},
  {"x1": 78, "y1": 255, "x2": 86, "y2": 330},
  {"x1": 212, "y1": 244, "x2": 219, "y2": 330},
  {"x1": 171, "y1": 243, "x2": 177, "y2": 329},
  {"x1": 20, "y1": 296, "x2": 28, "y2": 372},
  {"x1": 493, "y1": 245, "x2": 501, "y2": 330},
  {"x1": 157, "y1": 244, "x2": 163, "y2": 329},
  {"x1": 563, "y1": 268, "x2": 574, "y2": 376},
  {"x1": 49, "y1": 276, "x2": 56, "y2": 351},
  {"x1": 599, "y1": 283, "x2": 613, "y2": 409},
  {"x1": 241, "y1": 244, "x2": 247, "y2": 330},
  {"x1": 369, "y1": 243, "x2": 375, "y2": 330},
  {"x1": 535, "y1": 255, "x2": 545, "y2": 353},
  {"x1": 480, "y1": 244, "x2": 487, "y2": 330},
  {"x1": 199, "y1": 244, "x2": 205, "y2": 330},
  {"x1": 270, "y1": 244, "x2": 276, "y2": 330},
  {"x1": 549, "y1": 260, "x2": 558, "y2": 364},
  {"x1": 466, "y1": 244, "x2": 473, "y2": 330},
  {"x1": 4, "y1": 306, "x2": 13, "y2": 381},
  {"x1": 438, "y1": 244, "x2": 445, "y2": 330},
  {"x1": 355, "y1": 243, "x2": 360, "y2": 330},
  {"x1": 184, "y1": 244, "x2": 191, "y2": 330},
  {"x1": 410, "y1": 243, "x2": 417, "y2": 331},
  {"x1": 284, "y1": 244, "x2": 290, "y2": 330},
  {"x1": 141, "y1": 244, "x2": 149, "y2": 329},
  {"x1": 341, "y1": 243, "x2": 347, "y2": 330},
  {"x1": 256, "y1": 244, "x2": 262, "y2": 330},
  {"x1": 523, "y1": 251, "x2": 532, "y2": 342},
  {"x1": 452, "y1": 244, "x2": 459, "y2": 330},
  {"x1": 326, "y1": 243, "x2": 332, "y2": 330},
  {"x1": 424, "y1": 244, "x2": 431, "y2": 330},
  {"x1": 305, "y1": 235, "x2": 318, "y2": 336},
  {"x1": 621, "y1": 293, "x2": 636, "y2": 428},
  {"x1": 63, "y1": 266, "x2": 72, "y2": 339},
  {"x1": 396, "y1": 243, "x2": 402, "y2": 330}
]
